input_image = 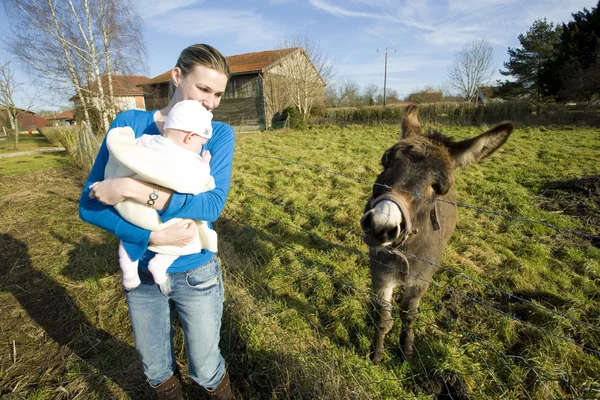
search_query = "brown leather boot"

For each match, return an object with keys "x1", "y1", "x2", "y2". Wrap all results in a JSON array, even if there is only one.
[
  {"x1": 202, "y1": 369, "x2": 233, "y2": 400},
  {"x1": 152, "y1": 375, "x2": 183, "y2": 400}
]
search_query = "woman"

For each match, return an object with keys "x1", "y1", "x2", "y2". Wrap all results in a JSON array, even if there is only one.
[{"x1": 79, "y1": 44, "x2": 234, "y2": 400}]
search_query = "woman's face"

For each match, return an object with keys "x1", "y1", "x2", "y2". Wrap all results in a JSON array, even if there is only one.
[{"x1": 171, "y1": 64, "x2": 228, "y2": 111}]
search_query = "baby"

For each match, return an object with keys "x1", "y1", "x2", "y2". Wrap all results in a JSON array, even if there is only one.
[{"x1": 94, "y1": 100, "x2": 218, "y2": 289}]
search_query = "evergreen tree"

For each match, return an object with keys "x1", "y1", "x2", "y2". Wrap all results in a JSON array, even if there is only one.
[
  {"x1": 496, "y1": 18, "x2": 561, "y2": 105},
  {"x1": 545, "y1": 0, "x2": 600, "y2": 102}
]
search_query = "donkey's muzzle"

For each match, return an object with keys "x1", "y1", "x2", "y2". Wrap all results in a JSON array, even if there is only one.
[
  {"x1": 361, "y1": 210, "x2": 400, "y2": 246},
  {"x1": 361, "y1": 191, "x2": 413, "y2": 247}
]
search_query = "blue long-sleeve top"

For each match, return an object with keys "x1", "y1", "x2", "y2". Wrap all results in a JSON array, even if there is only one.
[{"x1": 79, "y1": 109, "x2": 235, "y2": 273}]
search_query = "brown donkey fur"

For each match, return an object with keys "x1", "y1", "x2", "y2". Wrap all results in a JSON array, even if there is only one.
[{"x1": 361, "y1": 105, "x2": 513, "y2": 363}]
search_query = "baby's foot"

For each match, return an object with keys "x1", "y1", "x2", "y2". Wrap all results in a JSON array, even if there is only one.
[{"x1": 123, "y1": 275, "x2": 141, "y2": 290}]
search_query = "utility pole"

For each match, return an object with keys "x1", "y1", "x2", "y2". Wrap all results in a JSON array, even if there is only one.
[
  {"x1": 383, "y1": 51, "x2": 388, "y2": 107},
  {"x1": 380, "y1": 47, "x2": 395, "y2": 107}
]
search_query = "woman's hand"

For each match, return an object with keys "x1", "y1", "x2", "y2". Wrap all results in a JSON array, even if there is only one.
[
  {"x1": 149, "y1": 219, "x2": 197, "y2": 246},
  {"x1": 88, "y1": 178, "x2": 130, "y2": 206},
  {"x1": 89, "y1": 177, "x2": 173, "y2": 210}
]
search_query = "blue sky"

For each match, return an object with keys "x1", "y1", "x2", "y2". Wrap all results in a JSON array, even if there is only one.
[{"x1": 1, "y1": 0, "x2": 597, "y2": 111}]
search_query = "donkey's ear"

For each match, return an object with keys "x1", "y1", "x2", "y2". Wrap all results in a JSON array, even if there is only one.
[
  {"x1": 400, "y1": 104, "x2": 421, "y2": 139},
  {"x1": 448, "y1": 122, "x2": 513, "y2": 168}
]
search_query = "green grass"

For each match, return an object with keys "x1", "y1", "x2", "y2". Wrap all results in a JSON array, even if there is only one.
[
  {"x1": 0, "y1": 124, "x2": 598, "y2": 399},
  {"x1": 0, "y1": 132, "x2": 58, "y2": 154},
  {"x1": 0, "y1": 132, "x2": 67, "y2": 176},
  {"x1": 0, "y1": 153, "x2": 69, "y2": 176}
]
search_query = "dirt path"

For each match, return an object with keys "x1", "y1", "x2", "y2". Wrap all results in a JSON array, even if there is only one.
[{"x1": 0, "y1": 148, "x2": 66, "y2": 158}]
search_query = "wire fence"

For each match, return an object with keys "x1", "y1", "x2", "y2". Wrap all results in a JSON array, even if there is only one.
[{"x1": 219, "y1": 149, "x2": 600, "y2": 399}]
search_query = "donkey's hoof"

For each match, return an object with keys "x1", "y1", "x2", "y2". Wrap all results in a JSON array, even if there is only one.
[
  {"x1": 370, "y1": 350, "x2": 384, "y2": 364},
  {"x1": 401, "y1": 348, "x2": 414, "y2": 361}
]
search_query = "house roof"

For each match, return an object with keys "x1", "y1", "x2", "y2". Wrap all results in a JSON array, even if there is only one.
[
  {"x1": 144, "y1": 48, "x2": 301, "y2": 85},
  {"x1": 47, "y1": 111, "x2": 74, "y2": 120},
  {"x1": 90, "y1": 75, "x2": 150, "y2": 96},
  {"x1": 228, "y1": 48, "x2": 299, "y2": 74},
  {"x1": 0, "y1": 107, "x2": 35, "y2": 115}
]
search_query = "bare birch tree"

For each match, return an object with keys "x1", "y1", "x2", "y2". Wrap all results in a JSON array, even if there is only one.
[
  {"x1": 64, "y1": 0, "x2": 110, "y2": 132},
  {"x1": 270, "y1": 35, "x2": 335, "y2": 122},
  {"x1": 0, "y1": 60, "x2": 30, "y2": 149},
  {"x1": 447, "y1": 39, "x2": 495, "y2": 105},
  {"x1": 3, "y1": 0, "x2": 146, "y2": 134},
  {"x1": 97, "y1": 0, "x2": 147, "y2": 121}
]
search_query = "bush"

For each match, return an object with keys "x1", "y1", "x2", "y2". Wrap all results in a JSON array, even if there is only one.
[
  {"x1": 315, "y1": 101, "x2": 600, "y2": 127},
  {"x1": 272, "y1": 105, "x2": 308, "y2": 130},
  {"x1": 318, "y1": 101, "x2": 536, "y2": 126},
  {"x1": 42, "y1": 125, "x2": 100, "y2": 174}
]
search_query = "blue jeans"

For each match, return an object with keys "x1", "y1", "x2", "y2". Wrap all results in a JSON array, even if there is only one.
[{"x1": 124, "y1": 254, "x2": 226, "y2": 389}]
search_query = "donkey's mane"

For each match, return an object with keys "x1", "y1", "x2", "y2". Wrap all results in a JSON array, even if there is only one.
[{"x1": 425, "y1": 130, "x2": 455, "y2": 147}]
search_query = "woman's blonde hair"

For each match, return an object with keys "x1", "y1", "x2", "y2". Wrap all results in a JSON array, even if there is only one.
[{"x1": 168, "y1": 44, "x2": 231, "y2": 101}]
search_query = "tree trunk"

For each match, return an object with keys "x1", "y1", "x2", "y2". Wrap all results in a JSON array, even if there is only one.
[
  {"x1": 46, "y1": 0, "x2": 93, "y2": 133},
  {"x1": 13, "y1": 117, "x2": 19, "y2": 150},
  {"x1": 67, "y1": 0, "x2": 109, "y2": 133},
  {"x1": 99, "y1": 0, "x2": 116, "y2": 121},
  {"x1": 83, "y1": 0, "x2": 110, "y2": 133}
]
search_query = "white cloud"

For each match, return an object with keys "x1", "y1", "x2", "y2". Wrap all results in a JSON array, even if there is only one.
[
  {"x1": 308, "y1": 0, "x2": 447, "y2": 32},
  {"x1": 337, "y1": 52, "x2": 447, "y2": 77},
  {"x1": 130, "y1": 0, "x2": 205, "y2": 19},
  {"x1": 308, "y1": 0, "x2": 390, "y2": 19},
  {"x1": 146, "y1": 9, "x2": 285, "y2": 47},
  {"x1": 422, "y1": 25, "x2": 487, "y2": 47}
]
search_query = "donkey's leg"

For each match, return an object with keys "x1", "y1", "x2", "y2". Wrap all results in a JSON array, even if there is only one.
[
  {"x1": 371, "y1": 279, "x2": 395, "y2": 364},
  {"x1": 398, "y1": 282, "x2": 428, "y2": 360}
]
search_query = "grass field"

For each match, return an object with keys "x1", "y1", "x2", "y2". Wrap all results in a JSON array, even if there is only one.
[
  {"x1": 0, "y1": 132, "x2": 59, "y2": 154},
  {"x1": 1, "y1": 123, "x2": 599, "y2": 399},
  {"x1": 0, "y1": 133, "x2": 67, "y2": 176}
]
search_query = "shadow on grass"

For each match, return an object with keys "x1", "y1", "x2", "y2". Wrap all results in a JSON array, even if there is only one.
[
  {"x1": 55, "y1": 233, "x2": 121, "y2": 281},
  {"x1": 0, "y1": 233, "x2": 151, "y2": 399}
]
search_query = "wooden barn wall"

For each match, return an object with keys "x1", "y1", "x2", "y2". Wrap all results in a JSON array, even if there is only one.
[
  {"x1": 142, "y1": 74, "x2": 267, "y2": 130},
  {"x1": 214, "y1": 74, "x2": 265, "y2": 129}
]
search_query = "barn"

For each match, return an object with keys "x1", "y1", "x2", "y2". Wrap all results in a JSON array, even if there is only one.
[{"x1": 141, "y1": 48, "x2": 325, "y2": 130}]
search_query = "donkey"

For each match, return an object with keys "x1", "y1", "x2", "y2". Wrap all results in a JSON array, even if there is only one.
[{"x1": 361, "y1": 105, "x2": 513, "y2": 363}]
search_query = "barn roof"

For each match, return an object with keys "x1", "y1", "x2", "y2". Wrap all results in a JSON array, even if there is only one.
[{"x1": 144, "y1": 48, "x2": 301, "y2": 85}]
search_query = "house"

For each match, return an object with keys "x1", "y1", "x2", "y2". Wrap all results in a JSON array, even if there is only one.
[
  {"x1": 46, "y1": 110, "x2": 75, "y2": 127},
  {"x1": 71, "y1": 73, "x2": 150, "y2": 113},
  {"x1": 141, "y1": 48, "x2": 325, "y2": 130},
  {"x1": 1, "y1": 108, "x2": 46, "y2": 131}
]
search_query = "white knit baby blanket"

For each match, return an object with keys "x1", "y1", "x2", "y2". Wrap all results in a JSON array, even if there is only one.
[{"x1": 104, "y1": 126, "x2": 218, "y2": 255}]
